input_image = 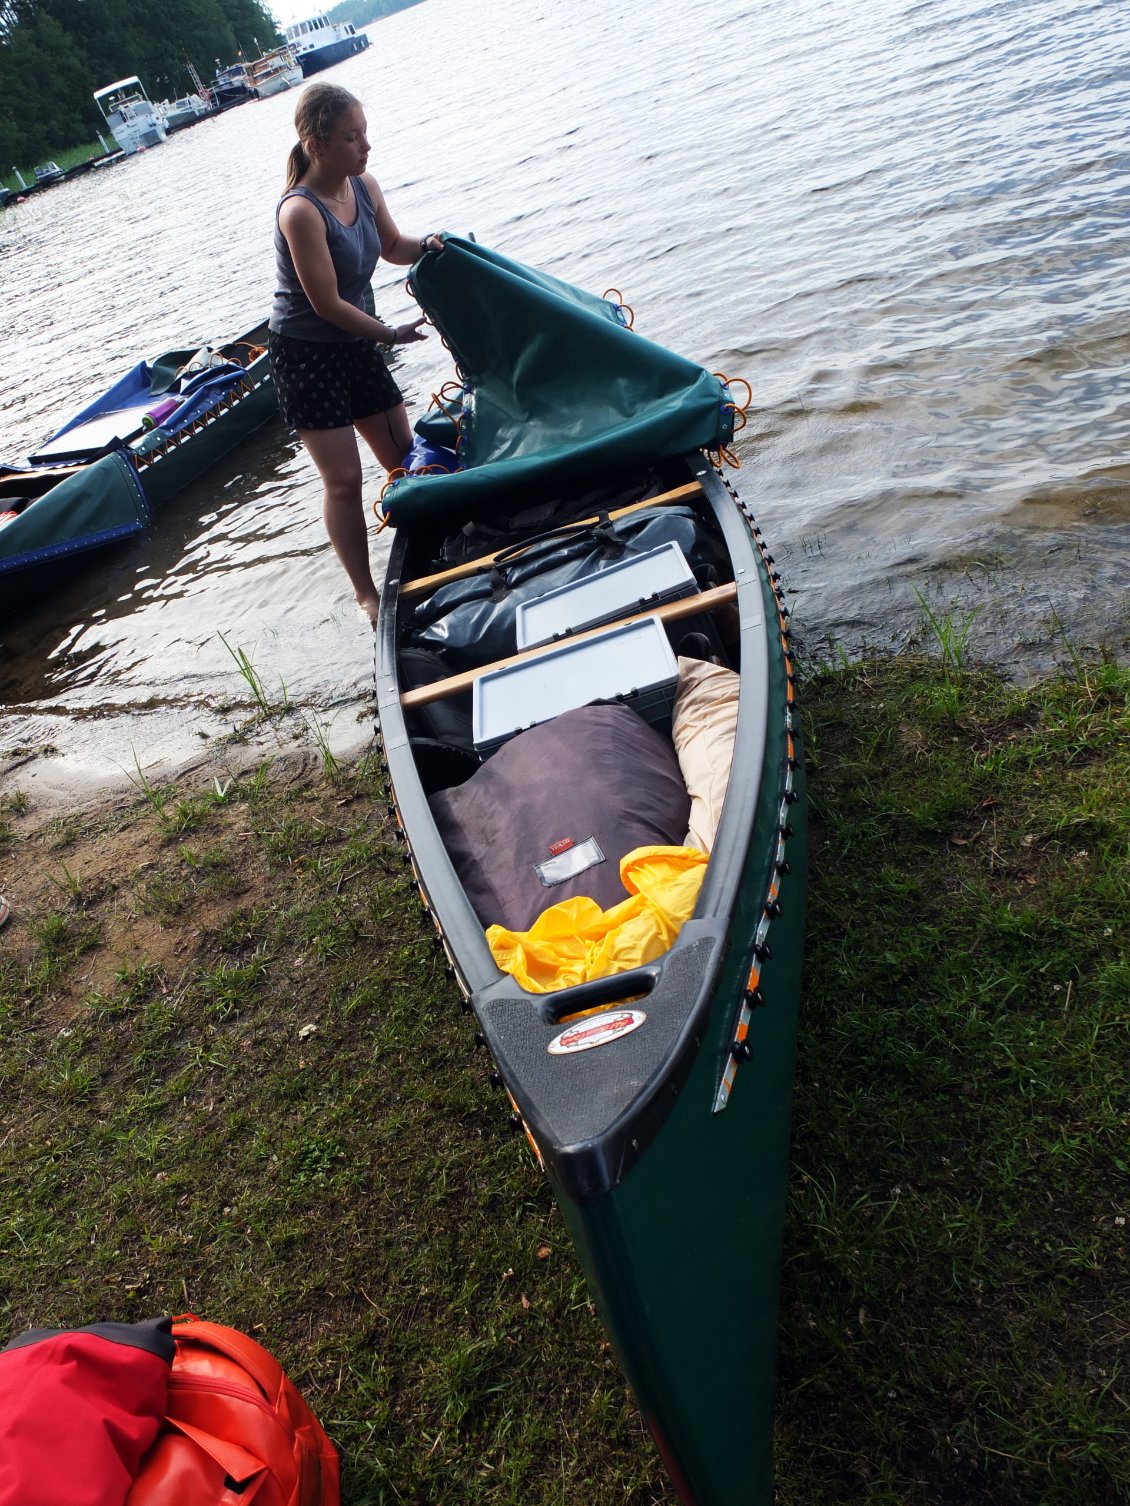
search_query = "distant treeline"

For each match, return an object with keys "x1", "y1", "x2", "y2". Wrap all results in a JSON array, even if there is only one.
[
  {"x1": 319, "y1": 0, "x2": 428, "y2": 27},
  {"x1": 0, "y1": 0, "x2": 285, "y2": 165}
]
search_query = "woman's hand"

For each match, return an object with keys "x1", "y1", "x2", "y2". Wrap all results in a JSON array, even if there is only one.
[{"x1": 390, "y1": 317, "x2": 428, "y2": 344}]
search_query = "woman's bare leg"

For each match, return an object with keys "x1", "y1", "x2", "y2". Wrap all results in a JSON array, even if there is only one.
[
  {"x1": 299, "y1": 425, "x2": 381, "y2": 621},
  {"x1": 355, "y1": 403, "x2": 413, "y2": 471}
]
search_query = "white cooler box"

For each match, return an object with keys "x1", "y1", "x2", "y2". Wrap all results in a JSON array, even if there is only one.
[
  {"x1": 514, "y1": 541, "x2": 698, "y2": 649},
  {"x1": 473, "y1": 615, "x2": 680, "y2": 757}
]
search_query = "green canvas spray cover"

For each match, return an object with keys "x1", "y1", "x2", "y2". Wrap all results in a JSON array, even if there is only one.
[
  {"x1": 0, "y1": 452, "x2": 150, "y2": 574},
  {"x1": 385, "y1": 237, "x2": 734, "y2": 522}
]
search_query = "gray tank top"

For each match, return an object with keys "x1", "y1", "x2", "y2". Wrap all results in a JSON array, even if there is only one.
[{"x1": 269, "y1": 177, "x2": 382, "y2": 342}]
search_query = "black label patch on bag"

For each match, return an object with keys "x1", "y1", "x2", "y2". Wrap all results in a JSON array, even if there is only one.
[{"x1": 535, "y1": 836, "x2": 605, "y2": 887}]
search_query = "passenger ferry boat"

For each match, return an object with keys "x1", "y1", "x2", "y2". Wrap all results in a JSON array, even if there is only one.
[
  {"x1": 92, "y1": 77, "x2": 167, "y2": 155},
  {"x1": 282, "y1": 14, "x2": 370, "y2": 76}
]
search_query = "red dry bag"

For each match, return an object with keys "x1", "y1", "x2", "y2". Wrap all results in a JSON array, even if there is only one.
[
  {"x1": 0, "y1": 1316, "x2": 174, "y2": 1506},
  {"x1": 125, "y1": 1314, "x2": 340, "y2": 1506}
]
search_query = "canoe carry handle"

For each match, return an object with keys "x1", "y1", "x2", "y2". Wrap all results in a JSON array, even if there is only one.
[{"x1": 544, "y1": 965, "x2": 660, "y2": 1024}]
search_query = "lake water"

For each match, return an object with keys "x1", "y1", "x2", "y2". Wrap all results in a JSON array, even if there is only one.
[{"x1": 2, "y1": 0, "x2": 1128, "y2": 808}]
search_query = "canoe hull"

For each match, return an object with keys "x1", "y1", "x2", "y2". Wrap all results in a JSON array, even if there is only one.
[
  {"x1": 376, "y1": 452, "x2": 805, "y2": 1503},
  {"x1": 552, "y1": 481, "x2": 805, "y2": 1505},
  {"x1": 557, "y1": 770, "x2": 805, "y2": 1505}
]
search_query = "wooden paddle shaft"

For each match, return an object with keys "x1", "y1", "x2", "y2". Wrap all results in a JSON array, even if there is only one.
[
  {"x1": 398, "y1": 480, "x2": 703, "y2": 601},
  {"x1": 400, "y1": 580, "x2": 737, "y2": 708}
]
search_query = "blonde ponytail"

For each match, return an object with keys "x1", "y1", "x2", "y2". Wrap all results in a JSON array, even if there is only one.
[{"x1": 285, "y1": 141, "x2": 309, "y2": 190}]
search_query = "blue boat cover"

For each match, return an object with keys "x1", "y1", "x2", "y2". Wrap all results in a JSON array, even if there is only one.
[
  {"x1": 0, "y1": 452, "x2": 150, "y2": 575},
  {"x1": 382, "y1": 237, "x2": 734, "y2": 523},
  {"x1": 51, "y1": 360, "x2": 176, "y2": 437},
  {"x1": 33, "y1": 360, "x2": 250, "y2": 465},
  {"x1": 160, "y1": 365, "x2": 251, "y2": 433}
]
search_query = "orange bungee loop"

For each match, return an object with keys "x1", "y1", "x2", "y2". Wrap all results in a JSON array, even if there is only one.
[
  {"x1": 718, "y1": 374, "x2": 752, "y2": 412},
  {"x1": 377, "y1": 468, "x2": 409, "y2": 509},
  {"x1": 709, "y1": 373, "x2": 753, "y2": 468},
  {"x1": 375, "y1": 457, "x2": 462, "y2": 524},
  {"x1": 603, "y1": 288, "x2": 635, "y2": 328},
  {"x1": 426, "y1": 381, "x2": 467, "y2": 450}
]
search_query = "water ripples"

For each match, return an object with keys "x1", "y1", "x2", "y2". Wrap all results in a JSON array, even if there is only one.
[{"x1": 1, "y1": 0, "x2": 1128, "y2": 803}]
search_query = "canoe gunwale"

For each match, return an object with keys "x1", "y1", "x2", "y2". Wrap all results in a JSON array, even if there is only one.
[{"x1": 375, "y1": 453, "x2": 786, "y2": 1203}]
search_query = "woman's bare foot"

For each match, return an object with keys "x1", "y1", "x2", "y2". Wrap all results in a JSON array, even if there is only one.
[{"x1": 357, "y1": 591, "x2": 380, "y2": 624}]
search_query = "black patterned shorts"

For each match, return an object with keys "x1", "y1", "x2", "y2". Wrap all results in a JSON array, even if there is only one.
[{"x1": 268, "y1": 330, "x2": 404, "y2": 430}]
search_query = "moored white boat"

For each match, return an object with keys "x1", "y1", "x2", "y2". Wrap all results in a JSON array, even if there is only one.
[
  {"x1": 247, "y1": 46, "x2": 304, "y2": 97},
  {"x1": 93, "y1": 77, "x2": 167, "y2": 155},
  {"x1": 159, "y1": 93, "x2": 215, "y2": 132}
]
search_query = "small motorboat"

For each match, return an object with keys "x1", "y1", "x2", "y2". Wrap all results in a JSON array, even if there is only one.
[
  {"x1": 160, "y1": 93, "x2": 216, "y2": 133},
  {"x1": 374, "y1": 237, "x2": 806, "y2": 1506},
  {"x1": 210, "y1": 62, "x2": 257, "y2": 109},
  {"x1": 0, "y1": 322, "x2": 276, "y2": 612}
]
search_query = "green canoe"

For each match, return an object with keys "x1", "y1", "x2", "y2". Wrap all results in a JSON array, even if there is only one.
[{"x1": 374, "y1": 237, "x2": 805, "y2": 1505}]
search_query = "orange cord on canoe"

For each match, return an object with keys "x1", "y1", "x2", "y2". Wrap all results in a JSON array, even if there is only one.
[
  {"x1": 718, "y1": 374, "x2": 752, "y2": 411},
  {"x1": 376, "y1": 470, "x2": 408, "y2": 513},
  {"x1": 428, "y1": 382, "x2": 466, "y2": 449},
  {"x1": 709, "y1": 373, "x2": 752, "y2": 468},
  {"x1": 603, "y1": 289, "x2": 635, "y2": 328},
  {"x1": 376, "y1": 459, "x2": 462, "y2": 520}
]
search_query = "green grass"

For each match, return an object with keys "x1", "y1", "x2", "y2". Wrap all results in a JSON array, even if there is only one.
[
  {"x1": 0, "y1": 655, "x2": 1125, "y2": 1504},
  {"x1": 779, "y1": 653, "x2": 1128, "y2": 1505},
  {"x1": 218, "y1": 633, "x2": 291, "y2": 730}
]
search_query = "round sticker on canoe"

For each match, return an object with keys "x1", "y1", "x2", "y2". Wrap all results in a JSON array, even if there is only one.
[{"x1": 548, "y1": 1009, "x2": 647, "y2": 1055}]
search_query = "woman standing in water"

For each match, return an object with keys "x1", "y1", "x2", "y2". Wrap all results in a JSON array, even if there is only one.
[{"x1": 269, "y1": 83, "x2": 440, "y2": 621}]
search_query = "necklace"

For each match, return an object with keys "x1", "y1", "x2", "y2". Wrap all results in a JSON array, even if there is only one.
[{"x1": 309, "y1": 180, "x2": 351, "y2": 204}]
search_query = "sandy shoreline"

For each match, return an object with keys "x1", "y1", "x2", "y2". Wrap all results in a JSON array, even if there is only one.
[{"x1": 2, "y1": 693, "x2": 376, "y2": 826}]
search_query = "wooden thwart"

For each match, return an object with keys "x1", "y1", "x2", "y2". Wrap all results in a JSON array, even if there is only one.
[
  {"x1": 398, "y1": 479, "x2": 703, "y2": 601},
  {"x1": 400, "y1": 580, "x2": 737, "y2": 708}
]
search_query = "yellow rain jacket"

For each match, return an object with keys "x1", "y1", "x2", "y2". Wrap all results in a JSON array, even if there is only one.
[{"x1": 487, "y1": 845, "x2": 708, "y2": 994}]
